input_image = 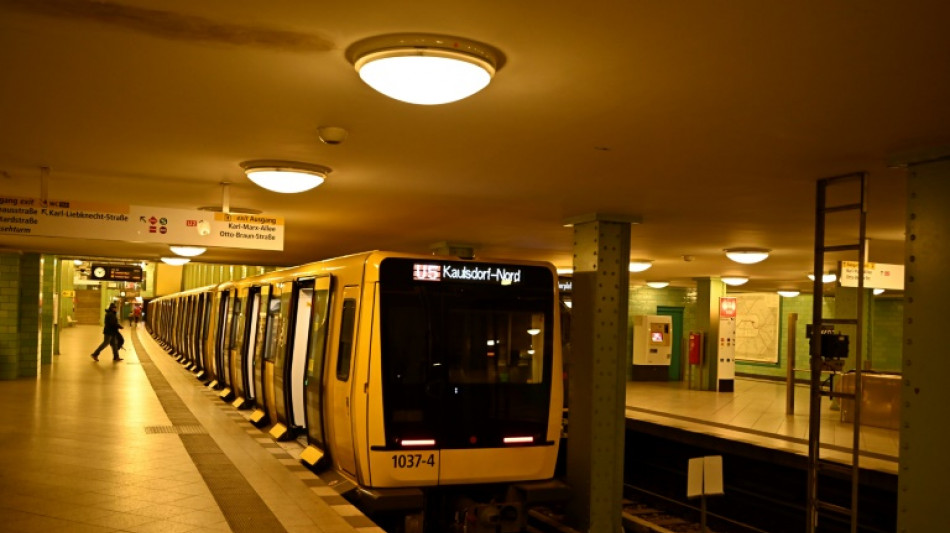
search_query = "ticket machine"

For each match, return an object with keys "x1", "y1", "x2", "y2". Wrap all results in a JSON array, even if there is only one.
[{"x1": 632, "y1": 314, "x2": 673, "y2": 381}]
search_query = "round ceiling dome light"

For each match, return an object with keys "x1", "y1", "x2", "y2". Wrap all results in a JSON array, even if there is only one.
[
  {"x1": 777, "y1": 290, "x2": 800, "y2": 297},
  {"x1": 161, "y1": 257, "x2": 190, "y2": 266},
  {"x1": 169, "y1": 245, "x2": 206, "y2": 257},
  {"x1": 241, "y1": 160, "x2": 331, "y2": 194},
  {"x1": 628, "y1": 260, "x2": 653, "y2": 273},
  {"x1": 722, "y1": 276, "x2": 749, "y2": 286},
  {"x1": 347, "y1": 34, "x2": 503, "y2": 105},
  {"x1": 725, "y1": 248, "x2": 770, "y2": 264},
  {"x1": 646, "y1": 281, "x2": 670, "y2": 289}
]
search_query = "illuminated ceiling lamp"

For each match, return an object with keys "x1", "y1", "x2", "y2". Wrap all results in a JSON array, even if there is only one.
[
  {"x1": 347, "y1": 34, "x2": 502, "y2": 105},
  {"x1": 646, "y1": 281, "x2": 669, "y2": 289},
  {"x1": 725, "y1": 248, "x2": 770, "y2": 264},
  {"x1": 160, "y1": 257, "x2": 190, "y2": 266},
  {"x1": 241, "y1": 160, "x2": 331, "y2": 194},
  {"x1": 628, "y1": 260, "x2": 653, "y2": 273},
  {"x1": 808, "y1": 273, "x2": 837, "y2": 283},
  {"x1": 777, "y1": 290, "x2": 800, "y2": 297},
  {"x1": 873, "y1": 288, "x2": 885, "y2": 295},
  {"x1": 169, "y1": 245, "x2": 206, "y2": 257},
  {"x1": 722, "y1": 276, "x2": 749, "y2": 286}
]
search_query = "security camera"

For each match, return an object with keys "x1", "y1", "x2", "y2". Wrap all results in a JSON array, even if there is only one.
[
  {"x1": 318, "y1": 126, "x2": 348, "y2": 145},
  {"x1": 197, "y1": 220, "x2": 211, "y2": 236}
]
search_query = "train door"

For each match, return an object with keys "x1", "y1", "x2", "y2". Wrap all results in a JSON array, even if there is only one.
[
  {"x1": 272, "y1": 285, "x2": 295, "y2": 427},
  {"x1": 229, "y1": 290, "x2": 250, "y2": 401},
  {"x1": 176, "y1": 298, "x2": 186, "y2": 356},
  {"x1": 192, "y1": 295, "x2": 201, "y2": 367},
  {"x1": 303, "y1": 277, "x2": 332, "y2": 462},
  {"x1": 262, "y1": 283, "x2": 285, "y2": 425},
  {"x1": 180, "y1": 298, "x2": 189, "y2": 357},
  {"x1": 192, "y1": 295, "x2": 202, "y2": 365},
  {"x1": 185, "y1": 297, "x2": 195, "y2": 362},
  {"x1": 285, "y1": 278, "x2": 319, "y2": 430},
  {"x1": 246, "y1": 287, "x2": 262, "y2": 401},
  {"x1": 215, "y1": 291, "x2": 232, "y2": 387},
  {"x1": 330, "y1": 286, "x2": 360, "y2": 477},
  {"x1": 199, "y1": 293, "x2": 212, "y2": 372},
  {"x1": 177, "y1": 298, "x2": 187, "y2": 357}
]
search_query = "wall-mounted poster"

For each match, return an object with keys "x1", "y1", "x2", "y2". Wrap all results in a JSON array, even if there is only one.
[{"x1": 734, "y1": 292, "x2": 780, "y2": 364}]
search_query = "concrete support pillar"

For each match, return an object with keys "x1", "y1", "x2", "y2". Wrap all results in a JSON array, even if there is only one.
[
  {"x1": 565, "y1": 213, "x2": 637, "y2": 532},
  {"x1": 693, "y1": 277, "x2": 726, "y2": 391},
  {"x1": 155, "y1": 263, "x2": 185, "y2": 296},
  {"x1": 40, "y1": 255, "x2": 56, "y2": 364},
  {"x1": 899, "y1": 156, "x2": 950, "y2": 531},
  {"x1": 54, "y1": 260, "x2": 75, "y2": 356},
  {"x1": 18, "y1": 253, "x2": 41, "y2": 377}
]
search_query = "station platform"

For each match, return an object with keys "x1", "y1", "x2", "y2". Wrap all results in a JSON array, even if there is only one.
[
  {"x1": 0, "y1": 325, "x2": 384, "y2": 533},
  {"x1": 624, "y1": 377, "x2": 900, "y2": 475}
]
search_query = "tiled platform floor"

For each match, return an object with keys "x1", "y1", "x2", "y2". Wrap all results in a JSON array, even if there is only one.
[
  {"x1": 1, "y1": 324, "x2": 898, "y2": 533},
  {"x1": 0, "y1": 325, "x2": 383, "y2": 533},
  {"x1": 625, "y1": 377, "x2": 899, "y2": 474}
]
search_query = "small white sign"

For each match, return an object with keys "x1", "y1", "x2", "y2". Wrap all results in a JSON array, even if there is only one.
[
  {"x1": 687, "y1": 458, "x2": 704, "y2": 498},
  {"x1": 839, "y1": 261, "x2": 904, "y2": 290},
  {"x1": 688, "y1": 455, "x2": 725, "y2": 498}
]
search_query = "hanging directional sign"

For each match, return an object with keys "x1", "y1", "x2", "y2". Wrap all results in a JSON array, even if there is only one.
[
  {"x1": 90, "y1": 264, "x2": 143, "y2": 282},
  {"x1": 839, "y1": 261, "x2": 904, "y2": 290},
  {"x1": 0, "y1": 196, "x2": 284, "y2": 251}
]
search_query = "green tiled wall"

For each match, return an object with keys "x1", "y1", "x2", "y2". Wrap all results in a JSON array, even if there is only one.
[
  {"x1": 628, "y1": 286, "x2": 698, "y2": 327},
  {"x1": 181, "y1": 263, "x2": 277, "y2": 291},
  {"x1": 871, "y1": 297, "x2": 904, "y2": 372},
  {"x1": 621, "y1": 286, "x2": 905, "y2": 382},
  {"x1": 18, "y1": 254, "x2": 41, "y2": 378},
  {"x1": 626, "y1": 286, "x2": 698, "y2": 379},
  {"x1": 0, "y1": 253, "x2": 19, "y2": 379},
  {"x1": 0, "y1": 253, "x2": 62, "y2": 379},
  {"x1": 736, "y1": 294, "x2": 831, "y2": 379},
  {"x1": 736, "y1": 293, "x2": 902, "y2": 380}
]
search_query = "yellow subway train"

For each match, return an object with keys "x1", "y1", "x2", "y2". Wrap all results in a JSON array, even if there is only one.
[{"x1": 147, "y1": 251, "x2": 567, "y2": 531}]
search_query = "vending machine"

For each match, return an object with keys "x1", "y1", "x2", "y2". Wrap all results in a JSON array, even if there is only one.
[{"x1": 632, "y1": 314, "x2": 673, "y2": 381}]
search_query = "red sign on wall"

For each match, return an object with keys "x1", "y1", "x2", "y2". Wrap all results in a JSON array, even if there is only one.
[{"x1": 719, "y1": 297, "x2": 737, "y2": 319}]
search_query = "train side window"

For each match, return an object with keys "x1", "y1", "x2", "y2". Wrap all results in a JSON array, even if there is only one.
[
  {"x1": 262, "y1": 291, "x2": 283, "y2": 362},
  {"x1": 230, "y1": 295, "x2": 245, "y2": 354},
  {"x1": 335, "y1": 299, "x2": 356, "y2": 381}
]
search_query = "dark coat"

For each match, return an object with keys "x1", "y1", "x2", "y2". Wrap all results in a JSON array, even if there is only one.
[{"x1": 103, "y1": 309, "x2": 122, "y2": 335}]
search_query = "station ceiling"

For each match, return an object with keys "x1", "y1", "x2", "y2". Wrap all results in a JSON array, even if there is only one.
[{"x1": 2, "y1": 1, "x2": 948, "y2": 294}]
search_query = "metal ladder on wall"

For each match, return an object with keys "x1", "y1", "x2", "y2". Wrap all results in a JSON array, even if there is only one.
[{"x1": 807, "y1": 172, "x2": 867, "y2": 533}]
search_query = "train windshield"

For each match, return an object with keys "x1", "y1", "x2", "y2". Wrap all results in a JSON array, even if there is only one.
[{"x1": 379, "y1": 258, "x2": 555, "y2": 449}]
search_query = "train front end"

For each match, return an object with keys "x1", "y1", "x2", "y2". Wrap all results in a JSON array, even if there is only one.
[{"x1": 361, "y1": 256, "x2": 564, "y2": 503}]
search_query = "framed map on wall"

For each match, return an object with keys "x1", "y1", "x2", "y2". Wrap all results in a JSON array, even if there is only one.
[{"x1": 734, "y1": 292, "x2": 780, "y2": 364}]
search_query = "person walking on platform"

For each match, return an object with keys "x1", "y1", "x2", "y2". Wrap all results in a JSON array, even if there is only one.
[{"x1": 91, "y1": 302, "x2": 124, "y2": 362}]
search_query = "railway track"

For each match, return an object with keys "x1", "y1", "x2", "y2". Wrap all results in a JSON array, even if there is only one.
[{"x1": 524, "y1": 495, "x2": 729, "y2": 533}]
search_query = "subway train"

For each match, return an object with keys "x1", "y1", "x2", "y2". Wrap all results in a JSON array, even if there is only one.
[{"x1": 147, "y1": 251, "x2": 568, "y2": 532}]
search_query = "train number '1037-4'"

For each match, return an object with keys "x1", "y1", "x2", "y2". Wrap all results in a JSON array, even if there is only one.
[{"x1": 392, "y1": 453, "x2": 436, "y2": 469}]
